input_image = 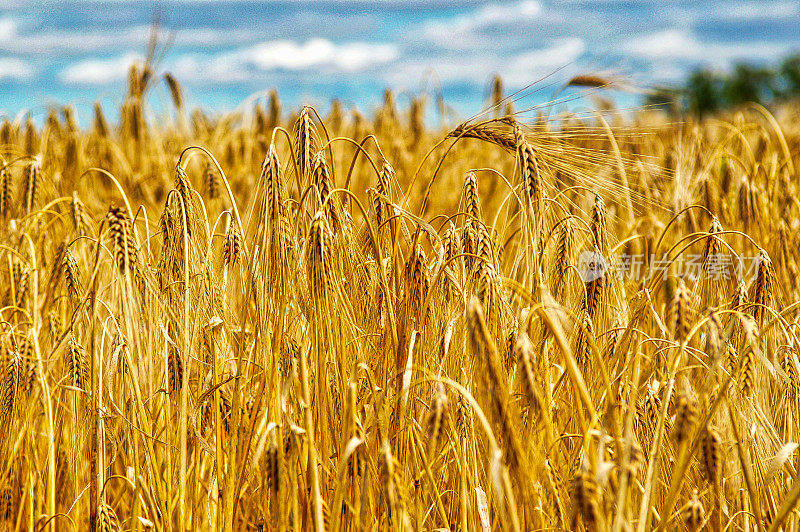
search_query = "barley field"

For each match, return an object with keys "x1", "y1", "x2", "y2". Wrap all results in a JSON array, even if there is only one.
[{"x1": 1, "y1": 66, "x2": 800, "y2": 531}]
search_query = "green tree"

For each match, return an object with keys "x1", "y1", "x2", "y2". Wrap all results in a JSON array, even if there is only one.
[
  {"x1": 779, "y1": 54, "x2": 800, "y2": 97},
  {"x1": 721, "y1": 63, "x2": 776, "y2": 107},
  {"x1": 685, "y1": 69, "x2": 723, "y2": 118}
]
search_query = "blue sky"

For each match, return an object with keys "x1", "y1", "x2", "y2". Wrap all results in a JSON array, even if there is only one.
[{"x1": 1, "y1": 0, "x2": 799, "y2": 121}]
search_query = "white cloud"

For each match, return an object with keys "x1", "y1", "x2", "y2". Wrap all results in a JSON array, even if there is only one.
[
  {"x1": 382, "y1": 38, "x2": 585, "y2": 88},
  {"x1": 0, "y1": 17, "x2": 17, "y2": 42},
  {"x1": 716, "y1": 1, "x2": 799, "y2": 20},
  {"x1": 0, "y1": 57, "x2": 34, "y2": 81},
  {"x1": 168, "y1": 39, "x2": 399, "y2": 84},
  {"x1": 243, "y1": 39, "x2": 398, "y2": 71},
  {"x1": 0, "y1": 24, "x2": 258, "y2": 54},
  {"x1": 622, "y1": 29, "x2": 699, "y2": 60},
  {"x1": 507, "y1": 38, "x2": 585, "y2": 72},
  {"x1": 620, "y1": 28, "x2": 799, "y2": 82},
  {"x1": 622, "y1": 29, "x2": 793, "y2": 65},
  {"x1": 59, "y1": 52, "x2": 142, "y2": 84},
  {"x1": 421, "y1": 0, "x2": 542, "y2": 49}
]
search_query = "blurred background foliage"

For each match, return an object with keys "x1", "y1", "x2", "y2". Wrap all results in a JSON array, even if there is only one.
[{"x1": 647, "y1": 53, "x2": 800, "y2": 117}]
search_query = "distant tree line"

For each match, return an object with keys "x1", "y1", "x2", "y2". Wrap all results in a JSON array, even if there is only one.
[{"x1": 646, "y1": 54, "x2": 800, "y2": 117}]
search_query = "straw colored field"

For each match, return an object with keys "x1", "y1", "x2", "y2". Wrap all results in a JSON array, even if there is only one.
[{"x1": 1, "y1": 67, "x2": 800, "y2": 531}]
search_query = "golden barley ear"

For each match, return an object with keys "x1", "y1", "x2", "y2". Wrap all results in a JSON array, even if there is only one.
[
  {"x1": 306, "y1": 211, "x2": 331, "y2": 300},
  {"x1": 66, "y1": 335, "x2": 89, "y2": 392},
  {"x1": 63, "y1": 248, "x2": 81, "y2": 301},
  {"x1": 701, "y1": 425, "x2": 721, "y2": 484},
  {"x1": 751, "y1": 249, "x2": 774, "y2": 325},
  {"x1": 96, "y1": 501, "x2": 121, "y2": 532},
  {"x1": 203, "y1": 160, "x2": 220, "y2": 200},
  {"x1": 222, "y1": 221, "x2": 242, "y2": 267},
  {"x1": 1, "y1": 349, "x2": 20, "y2": 427},
  {"x1": 294, "y1": 106, "x2": 318, "y2": 183},
  {"x1": 425, "y1": 383, "x2": 447, "y2": 457},
  {"x1": 682, "y1": 490, "x2": 705, "y2": 531},
  {"x1": 672, "y1": 378, "x2": 697, "y2": 444},
  {"x1": 514, "y1": 122, "x2": 544, "y2": 216},
  {"x1": 0, "y1": 166, "x2": 11, "y2": 219},
  {"x1": 106, "y1": 205, "x2": 138, "y2": 274},
  {"x1": 21, "y1": 158, "x2": 40, "y2": 214},
  {"x1": 668, "y1": 277, "x2": 693, "y2": 342},
  {"x1": 570, "y1": 459, "x2": 600, "y2": 530}
]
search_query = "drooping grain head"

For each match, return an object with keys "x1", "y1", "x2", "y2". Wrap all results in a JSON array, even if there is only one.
[
  {"x1": 683, "y1": 490, "x2": 705, "y2": 531},
  {"x1": 570, "y1": 461, "x2": 599, "y2": 530},
  {"x1": 164, "y1": 72, "x2": 184, "y2": 111},
  {"x1": 203, "y1": 161, "x2": 220, "y2": 200},
  {"x1": 96, "y1": 502, "x2": 120, "y2": 532}
]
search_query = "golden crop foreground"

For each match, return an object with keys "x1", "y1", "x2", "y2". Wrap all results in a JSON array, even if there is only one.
[{"x1": 1, "y1": 67, "x2": 800, "y2": 531}]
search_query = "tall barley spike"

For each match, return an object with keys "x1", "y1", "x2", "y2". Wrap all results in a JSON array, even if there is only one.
[
  {"x1": 516, "y1": 332, "x2": 542, "y2": 420},
  {"x1": 375, "y1": 159, "x2": 394, "y2": 229},
  {"x1": 66, "y1": 335, "x2": 89, "y2": 392},
  {"x1": 174, "y1": 164, "x2": 194, "y2": 231},
  {"x1": 669, "y1": 278, "x2": 693, "y2": 343},
  {"x1": 463, "y1": 171, "x2": 480, "y2": 221},
  {"x1": 584, "y1": 247, "x2": 605, "y2": 323},
  {"x1": 590, "y1": 194, "x2": 609, "y2": 255},
  {"x1": 701, "y1": 426, "x2": 721, "y2": 484},
  {"x1": 222, "y1": 222, "x2": 242, "y2": 267},
  {"x1": 426, "y1": 383, "x2": 447, "y2": 456},
  {"x1": 22, "y1": 158, "x2": 40, "y2": 214},
  {"x1": 106, "y1": 206, "x2": 137, "y2": 274},
  {"x1": 672, "y1": 379, "x2": 697, "y2": 443},
  {"x1": 71, "y1": 191, "x2": 89, "y2": 236},
  {"x1": 514, "y1": 122, "x2": 543, "y2": 215},
  {"x1": 552, "y1": 217, "x2": 574, "y2": 302},
  {"x1": 1, "y1": 349, "x2": 20, "y2": 425},
  {"x1": 574, "y1": 307, "x2": 594, "y2": 366},
  {"x1": 294, "y1": 106, "x2": 317, "y2": 182},
  {"x1": 307, "y1": 211, "x2": 331, "y2": 299},
  {"x1": 167, "y1": 324, "x2": 183, "y2": 396},
  {"x1": 751, "y1": 249, "x2": 774, "y2": 325},
  {"x1": 263, "y1": 144, "x2": 283, "y2": 222},
  {"x1": 0, "y1": 166, "x2": 10, "y2": 219}
]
